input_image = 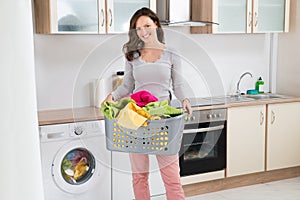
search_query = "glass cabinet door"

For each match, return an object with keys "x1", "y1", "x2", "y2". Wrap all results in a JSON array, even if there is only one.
[
  {"x1": 55, "y1": 0, "x2": 99, "y2": 33},
  {"x1": 253, "y1": 0, "x2": 286, "y2": 33},
  {"x1": 107, "y1": 0, "x2": 150, "y2": 33},
  {"x1": 214, "y1": 0, "x2": 250, "y2": 33}
]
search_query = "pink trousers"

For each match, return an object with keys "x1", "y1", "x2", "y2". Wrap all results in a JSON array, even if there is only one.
[{"x1": 129, "y1": 153, "x2": 185, "y2": 200}]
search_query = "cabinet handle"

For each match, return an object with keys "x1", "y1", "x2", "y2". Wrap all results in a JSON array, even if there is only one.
[
  {"x1": 109, "y1": 8, "x2": 113, "y2": 27},
  {"x1": 248, "y1": 11, "x2": 253, "y2": 28},
  {"x1": 260, "y1": 111, "x2": 264, "y2": 125},
  {"x1": 254, "y1": 12, "x2": 258, "y2": 27},
  {"x1": 100, "y1": 9, "x2": 105, "y2": 27},
  {"x1": 271, "y1": 111, "x2": 276, "y2": 124}
]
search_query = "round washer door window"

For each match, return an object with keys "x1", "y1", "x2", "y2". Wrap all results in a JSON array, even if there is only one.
[
  {"x1": 61, "y1": 148, "x2": 95, "y2": 185},
  {"x1": 52, "y1": 141, "x2": 99, "y2": 194}
]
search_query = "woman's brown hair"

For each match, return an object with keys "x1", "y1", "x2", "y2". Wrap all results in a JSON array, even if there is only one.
[{"x1": 123, "y1": 7, "x2": 165, "y2": 61}]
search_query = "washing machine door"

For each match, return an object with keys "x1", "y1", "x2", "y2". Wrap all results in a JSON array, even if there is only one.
[{"x1": 52, "y1": 140, "x2": 99, "y2": 194}]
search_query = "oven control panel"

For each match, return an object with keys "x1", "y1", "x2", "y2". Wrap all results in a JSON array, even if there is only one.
[{"x1": 184, "y1": 108, "x2": 227, "y2": 124}]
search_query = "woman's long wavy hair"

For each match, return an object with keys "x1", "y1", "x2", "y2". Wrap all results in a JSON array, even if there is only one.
[{"x1": 123, "y1": 7, "x2": 165, "y2": 61}]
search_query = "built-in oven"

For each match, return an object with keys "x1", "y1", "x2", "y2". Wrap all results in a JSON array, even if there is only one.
[{"x1": 179, "y1": 108, "x2": 227, "y2": 176}]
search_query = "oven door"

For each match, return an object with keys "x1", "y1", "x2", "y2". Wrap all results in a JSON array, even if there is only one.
[{"x1": 179, "y1": 121, "x2": 226, "y2": 176}]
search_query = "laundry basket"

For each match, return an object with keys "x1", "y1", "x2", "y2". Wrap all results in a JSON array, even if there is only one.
[{"x1": 104, "y1": 113, "x2": 186, "y2": 155}]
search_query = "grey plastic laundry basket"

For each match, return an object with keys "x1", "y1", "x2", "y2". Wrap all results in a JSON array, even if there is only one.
[{"x1": 104, "y1": 113, "x2": 185, "y2": 155}]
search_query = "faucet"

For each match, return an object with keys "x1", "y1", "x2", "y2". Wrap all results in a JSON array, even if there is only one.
[{"x1": 236, "y1": 72, "x2": 253, "y2": 97}]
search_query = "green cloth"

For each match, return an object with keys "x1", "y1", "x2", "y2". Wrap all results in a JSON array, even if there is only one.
[
  {"x1": 101, "y1": 98, "x2": 135, "y2": 120},
  {"x1": 142, "y1": 100, "x2": 183, "y2": 117},
  {"x1": 62, "y1": 159, "x2": 72, "y2": 171}
]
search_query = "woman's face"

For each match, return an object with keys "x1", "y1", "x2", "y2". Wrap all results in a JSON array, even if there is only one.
[{"x1": 135, "y1": 15, "x2": 158, "y2": 44}]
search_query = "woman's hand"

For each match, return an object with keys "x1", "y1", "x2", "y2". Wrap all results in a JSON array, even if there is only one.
[
  {"x1": 101, "y1": 93, "x2": 114, "y2": 106},
  {"x1": 182, "y1": 98, "x2": 192, "y2": 117}
]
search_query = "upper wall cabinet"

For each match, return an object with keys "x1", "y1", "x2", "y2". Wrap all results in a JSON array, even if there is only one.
[
  {"x1": 34, "y1": 0, "x2": 156, "y2": 34},
  {"x1": 191, "y1": 0, "x2": 290, "y2": 34}
]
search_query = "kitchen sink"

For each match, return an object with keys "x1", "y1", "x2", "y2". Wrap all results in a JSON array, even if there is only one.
[
  {"x1": 244, "y1": 93, "x2": 291, "y2": 100},
  {"x1": 224, "y1": 95, "x2": 255, "y2": 103},
  {"x1": 188, "y1": 93, "x2": 291, "y2": 107}
]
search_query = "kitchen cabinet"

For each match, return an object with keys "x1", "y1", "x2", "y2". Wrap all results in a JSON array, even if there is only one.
[
  {"x1": 111, "y1": 152, "x2": 165, "y2": 200},
  {"x1": 227, "y1": 105, "x2": 266, "y2": 177},
  {"x1": 266, "y1": 102, "x2": 300, "y2": 170},
  {"x1": 34, "y1": 0, "x2": 156, "y2": 34},
  {"x1": 191, "y1": 0, "x2": 290, "y2": 34}
]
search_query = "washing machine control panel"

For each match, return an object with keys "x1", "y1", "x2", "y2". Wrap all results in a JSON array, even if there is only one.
[
  {"x1": 69, "y1": 121, "x2": 105, "y2": 137},
  {"x1": 39, "y1": 121, "x2": 105, "y2": 142},
  {"x1": 74, "y1": 126, "x2": 84, "y2": 135}
]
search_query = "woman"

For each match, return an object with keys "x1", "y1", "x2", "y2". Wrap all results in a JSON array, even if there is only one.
[{"x1": 103, "y1": 7, "x2": 192, "y2": 200}]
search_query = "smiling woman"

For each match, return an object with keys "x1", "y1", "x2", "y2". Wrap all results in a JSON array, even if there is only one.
[
  {"x1": 135, "y1": 15, "x2": 164, "y2": 63},
  {"x1": 122, "y1": 7, "x2": 165, "y2": 62},
  {"x1": 101, "y1": 7, "x2": 191, "y2": 200}
]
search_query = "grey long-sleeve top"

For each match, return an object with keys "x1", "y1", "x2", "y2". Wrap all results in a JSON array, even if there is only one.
[{"x1": 112, "y1": 47, "x2": 186, "y2": 102}]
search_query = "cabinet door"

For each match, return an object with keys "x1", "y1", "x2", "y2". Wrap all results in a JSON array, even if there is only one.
[
  {"x1": 267, "y1": 102, "x2": 300, "y2": 170},
  {"x1": 253, "y1": 0, "x2": 288, "y2": 33},
  {"x1": 213, "y1": 0, "x2": 252, "y2": 33},
  {"x1": 107, "y1": 0, "x2": 155, "y2": 33},
  {"x1": 227, "y1": 105, "x2": 266, "y2": 177},
  {"x1": 55, "y1": 0, "x2": 100, "y2": 33}
]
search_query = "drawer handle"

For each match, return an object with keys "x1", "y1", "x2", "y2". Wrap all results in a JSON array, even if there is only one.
[
  {"x1": 109, "y1": 8, "x2": 113, "y2": 27},
  {"x1": 100, "y1": 9, "x2": 105, "y2": 27},
  {"x1": 254, "y1": 12, "x2": 258, "y2": 27},
  {"x1": 271, "y1": 111, "x2": 276, "y2": 124},
  {"x1": 260, "y1": 111, "x2": 264, "y2": 125},
  {"x1": 248, "y1": 11, "x2": 252, "y2": 28}
]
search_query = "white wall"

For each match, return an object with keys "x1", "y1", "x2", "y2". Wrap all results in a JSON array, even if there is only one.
[
  {"x1": 0, "y1": 1, "x2": 44, "y2": 200},
  {"x1": 34, "y1": 29, "x2": 270, "y2": 110},
  {"x1": 277, "y1": 0, "x2": 300, "y2": 96}
]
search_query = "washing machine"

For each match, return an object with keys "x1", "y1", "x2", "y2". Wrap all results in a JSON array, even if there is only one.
[{"x1": 39, "y1": 120, "x2": 111, "y2": 200}]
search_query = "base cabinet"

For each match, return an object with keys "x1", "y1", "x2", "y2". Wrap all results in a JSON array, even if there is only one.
[
  {"x1": 227, "y1": 105, "x2": 266, "y2": 177},
  {"x1": 266, "y1": 102, "x2": 300, "y2": 170}
]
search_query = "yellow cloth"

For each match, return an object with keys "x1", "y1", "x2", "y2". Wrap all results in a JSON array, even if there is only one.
[
  {"x1": 73, "y1": 159, "x2": 88, "y2": 180},
  {"x1": 116, "y1": 102, "x2": 150, "y2": 130}
]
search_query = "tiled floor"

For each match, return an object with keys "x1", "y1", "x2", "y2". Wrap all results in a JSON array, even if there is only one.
[{"x1": 186, "y1": 177, "x2": 300, "y2": 200}]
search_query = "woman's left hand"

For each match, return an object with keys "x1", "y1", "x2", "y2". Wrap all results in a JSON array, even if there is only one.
[{"x1": 182, "y1": 98, "x2": 192, "y2": 117}]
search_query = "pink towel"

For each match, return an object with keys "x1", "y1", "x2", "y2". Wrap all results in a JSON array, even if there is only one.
[{"x1": 130, "y1": 90, "x2": 158, "y2": 107}]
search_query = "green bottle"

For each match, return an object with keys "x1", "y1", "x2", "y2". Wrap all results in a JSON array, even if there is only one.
[{"x1": 255, "y1": 77, "x2": 264, "y2": 94}]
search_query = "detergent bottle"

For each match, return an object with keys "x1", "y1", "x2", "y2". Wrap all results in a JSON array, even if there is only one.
[{"x1": 255, "y1": 77, "x2": 264, "y2": 94}]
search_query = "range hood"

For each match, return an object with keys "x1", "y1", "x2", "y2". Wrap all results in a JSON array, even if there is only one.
[{"x1": 156, "y1": 0, "x2": 218, "y2": 27}]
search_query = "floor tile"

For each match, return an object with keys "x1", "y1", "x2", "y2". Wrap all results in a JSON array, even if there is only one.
[
  {"x1": 186, "y1": 177, "x2": 300, "y2": 200},
  {"x1": 186, "y1": 193, "x2": 227, "y2": 200}
]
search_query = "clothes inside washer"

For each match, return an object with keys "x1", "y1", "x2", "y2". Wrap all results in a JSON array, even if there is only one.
[{"x1": 61, "y1": 148, "x2": 94, "y2": 184}]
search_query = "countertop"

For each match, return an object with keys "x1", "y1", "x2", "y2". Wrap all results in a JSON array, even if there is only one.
[{"x1": 38, "y1": 96, "x2": 300, "y2": 126}]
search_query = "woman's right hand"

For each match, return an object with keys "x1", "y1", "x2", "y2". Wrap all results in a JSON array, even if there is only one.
[
  {"x1": 101, "y1": 93, "x2": 114, "y2": 106},
  {"x1": 182, "y1": 98, "x2": 192, "y2": 117}
]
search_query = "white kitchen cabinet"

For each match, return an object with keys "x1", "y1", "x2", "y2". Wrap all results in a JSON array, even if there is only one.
[
  {"x1": 227, "y1": 105, "x2": 266, "y2": 177},
  {"x1": 191, "y1": 0, "x2": 290, "y2": 34},
  {"x1": 212, "y1": 0, "x2": 250, "y2": 33},
  {"x1": 107, "y1": 0, "x2": 156, "y2": 33},
  {"x1": 111, "y1": 152, "x2": 165, "y2": 200},
  {"x1": 266, "y1": 102, "x2": 300, "y2": 170},
  {"x1": 34, "y1": 0, "x2": 156, "y2": 34},
  {"x1": 252, "y1": 0, "x2": 290, "y2": 33},
  {"x1": 213, "y1": 0, "x2": 290, "y2": 33}
]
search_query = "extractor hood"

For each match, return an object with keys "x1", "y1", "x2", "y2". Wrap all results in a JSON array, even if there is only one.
[{"x1": 156, "y1": 0, "x2": 218, "y2": 27}]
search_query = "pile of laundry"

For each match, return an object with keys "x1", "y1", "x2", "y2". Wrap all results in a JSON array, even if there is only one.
[{"x1": 101, "y1": 90, "x2": 183, "y2": 130}]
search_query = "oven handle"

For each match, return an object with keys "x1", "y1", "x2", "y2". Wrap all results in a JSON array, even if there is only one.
[{"x1": 183, "y1": 125, "x2": 225, "y2": 134}]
